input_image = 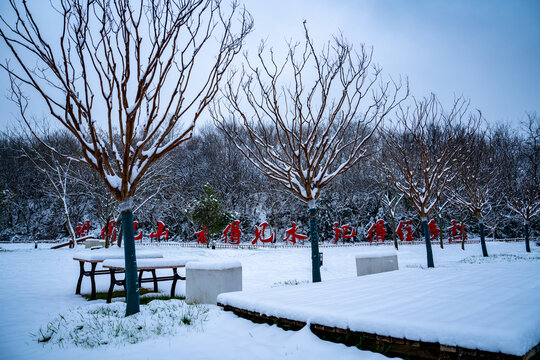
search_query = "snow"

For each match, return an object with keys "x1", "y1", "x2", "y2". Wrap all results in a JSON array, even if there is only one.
[
  {"x1": 103, "y1": 257, "x2": 198, "y2": 269},
  {"x1": 186, "y1": 260, "x2": 242, "y2": 270},
  {"x1": 104, "y1": 172, "x2": 122, "y2": 190},
  {"x1": 355, "y1": 249, "x2": 397, "y2": 258},
  {"x1": 126, "y1": 104, "x2": 137, "y2": 114},
  {"x1": 0, "y1": 242, "x2": 539, "y2": 359},
  {"x1": 73, "y1": 249, "x2": 163, "y2": 262},
  {"x1": 218, "y1": 262, "x2": 540, "y2": 356}
]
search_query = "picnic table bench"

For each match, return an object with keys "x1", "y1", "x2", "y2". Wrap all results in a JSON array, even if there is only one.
[
  {"x1": 102, "y1": 258, "x2": 196, "y2": 303},
  {"x1": 73, "y1": 250, "x2": 163, "y2": 300}
]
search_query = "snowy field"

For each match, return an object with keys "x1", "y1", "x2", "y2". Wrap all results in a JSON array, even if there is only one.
[{"x1": 0, "y1": 241, "x2": 538, "y2": 359}]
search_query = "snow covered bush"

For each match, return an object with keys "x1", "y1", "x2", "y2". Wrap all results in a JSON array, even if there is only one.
[{"x1": 33, "y1": 300, "x2": 208, "y2": 348}]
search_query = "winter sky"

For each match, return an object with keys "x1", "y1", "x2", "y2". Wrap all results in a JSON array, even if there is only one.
[{"x1": 0, "y1": 0, "x2": 538, "y2": 132}]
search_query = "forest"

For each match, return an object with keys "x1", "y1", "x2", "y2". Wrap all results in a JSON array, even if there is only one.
[{"x1": 0, "y1": 112, "x2": 537, "y2": 245}]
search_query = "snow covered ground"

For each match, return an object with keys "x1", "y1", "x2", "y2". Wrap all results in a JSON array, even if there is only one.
[{"x1": 0, "y1": 241, "x2": 538, "y2": 359}]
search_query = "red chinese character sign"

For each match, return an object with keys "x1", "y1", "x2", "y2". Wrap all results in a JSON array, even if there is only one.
[
  {"x1": 100, "y1": 220, "x2": 117, "y2": 243},
  {"x1": 428, "y1": 219, "x2": 439, "y2": 241},
  {"x1": 75, "y1": 220, "x2": 90, "y2": 238},
  {"x1": 396, "y1": 220, "x2": 414, "y2": 241},
  {"x1": 133, "y1": 221, "x2": 143, "y2": 241},
  {"x1": 333, "y1": 222, "x2": 356, "y2": 244},
  {"x1": 252, "y1": 222, "x2": 274, "y2": 244},
  {"x1": 150, "y1": 221, "x2": 169, "y2": 241},
  {"x1": 195, "y1": 226, "x2": 209, "y2": 244},
  {"x1": 448, "y1": 220, "x2": 467, "y2": 243},
  {"x1": 222, "y1": 220, "x2": 242, "y2": 245},
  {"x1": 367, "y1": 220, "x2": 386, "y2": 243},
  {"x1": 283, "y1": 222, "x2": 307, "y2": 244}
]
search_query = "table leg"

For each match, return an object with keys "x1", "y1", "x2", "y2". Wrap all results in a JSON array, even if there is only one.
[
  {"x1": 151, "y1": 269, "x2": 158, "y2": 292},
  {"x1": 171, "y1": 268, "x2": 178, "y2": 296},
  {"x1": 76, "y1": 261, "x2": 85, "y2": 295},
  {"x1": 90, "y1": 262, "x2": 97, "y2": 300},
  {"x1": 107, "y1": 269, "x2": 116, "y2": 304}
]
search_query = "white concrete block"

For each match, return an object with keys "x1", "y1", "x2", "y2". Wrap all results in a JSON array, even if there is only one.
[
  {"x1": 84, "y1": 240, "x2": 105, "y2": 248},
  {"x1": 186, "y1": 261, "x2": 242, "y2": 304},
  {"x1": 356, "y1": 253, "x2": 398, "y2": 276}
]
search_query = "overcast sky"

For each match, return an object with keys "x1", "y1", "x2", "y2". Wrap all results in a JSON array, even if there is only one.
[{"x1": 0, "y1": 0, "x2": 538, "y2": 132}]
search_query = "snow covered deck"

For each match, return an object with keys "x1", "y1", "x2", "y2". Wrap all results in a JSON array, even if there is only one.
[{"x1": 218, "y1": 263, "x2": 540, "y2": 359}]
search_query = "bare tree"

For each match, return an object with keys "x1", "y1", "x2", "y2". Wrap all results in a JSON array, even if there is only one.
[
  {"x1": 382, "y1": 192, "x2": 403, "y2": 250},
  {"x1": 433, "y1": 199, "x2": 449, "y2": 249},
  {"x1": 449, "y1": 127, "x2": 496, "y2": 257},
  {"x1": 212, "y1": 23, "x2": 407, "y2": 282},
  {"x1": 21, "y1": 136, "x2": 79, "y2": 248},
  {"x1": 507, "y1": 113, "x2": 540, "y2": 252},
  {"x1": 1, "y1": 0, "x2": 252, "y2": 315},
  {"x1": 382, "y1": 95, "x2": 475, "y2": 267}
]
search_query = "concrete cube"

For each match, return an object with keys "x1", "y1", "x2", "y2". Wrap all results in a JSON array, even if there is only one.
[
  {"x1": 84, "y1": 240, "x2": 105, "y2": 248},
  {"x1": 186, "y1": 261, "x2": 242, "y2": 304},
  {"x1": 356, "y1": 251, "x2": 398, "y2": 276}
]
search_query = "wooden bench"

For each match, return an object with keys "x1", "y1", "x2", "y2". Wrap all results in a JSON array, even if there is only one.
[
  {"x1": 102, "y1": 258, "x2": 196, "y2": 303},
  {"x1": 73, "y1": 249, "x2": 163, "y2": 300}
]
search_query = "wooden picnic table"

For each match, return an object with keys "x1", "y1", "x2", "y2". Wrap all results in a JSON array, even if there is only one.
[
  {"x1": 102, "y1": 258, "x2": 197, "y2": 303},
  {"x1": 73, "y1": 250, "x2": 163, "y2": 300}
]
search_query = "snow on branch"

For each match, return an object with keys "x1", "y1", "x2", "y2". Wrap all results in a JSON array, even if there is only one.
[
  {"x1": 382, "y1": 95, "x2": 479, "y2": 218},
  {"x1": 1, "y1": 0, "x2": 253, "y2": 201},
  {"x1": 212, "y1": 23, "x2": 407, "y2": 203}
]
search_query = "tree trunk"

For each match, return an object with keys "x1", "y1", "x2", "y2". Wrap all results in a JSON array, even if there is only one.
[
  {"x1": 62, "y1": 198, "x2": 77, "y2": 249},
  {"x1": 121, "y1": 198, "x2": 140, "y2": 316},
  {"x1": 437, "y1": 214, "x2": 444, "y2": 249},
  {"x1": 116, "y1": 213, "x2": 123, "y2": 247},
  {"x1": 479, "y1": 219, "x2": 488, "y2": 257},
  {"x1": 391, "y1": 217, "x2": 398, "y2": 250},
  {"x1": 524, "y1": 220, "x2": 530, "y2": 253},
  {"x1": 422, "y1": 217, "x2": 434, "y2": 268},
  {"x1": 104, "y1": 216, "x2": 110, "y2": 248},
  {"x1": 460, "y1": 213, "x2": 465, "y2": 251},
  {"x1": 308, "y1": 200, "x2": 322, "y2": 283}
]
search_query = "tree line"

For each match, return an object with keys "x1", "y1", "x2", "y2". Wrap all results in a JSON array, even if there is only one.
[{"x1": 1, "y1": 112, "x2": 537, "y2": 245}]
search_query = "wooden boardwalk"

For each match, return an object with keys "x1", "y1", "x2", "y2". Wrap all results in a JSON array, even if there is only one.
[
  {"x1": 217, "y1": 264, "x2": 540, "y2": 360},
  {"x1": 218, "y1": 303, "x2": 540, "y2": 360}
]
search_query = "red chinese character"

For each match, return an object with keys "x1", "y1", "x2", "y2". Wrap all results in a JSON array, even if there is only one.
[
  {"x1": 75, "y1": 220, "x2": 90, "y2": 238},
  {"x1": 100, "y1": 220, "x2": 117, "y2": 243},
  {"x1": 333, "y1": 222, "x2": 356, "y2": 244},
  {"x1": 134, "y1": 221, "x2": 143, "y2": 241},
  {"x1": 150, "y1": 221, "x2": 169, "y2": 241},
  {"x1": 404, "y1": 220, "x2": 414, "y2": 241},
  {"x1": 222, "y1": 220, "x2": 242, "y2": 245},
  {"x1": 367, "y1": 220, "x2": 385, "y2": 242},
  {"x1": 367, "y1": 223, "x2": 376, "y2": 242},
  {"x1": 195, "y1": 226, "x2": 208, "y2": 244},
  {"x1": 428, "y1": 219, "x2": 439, "y2": 241},
  {"x1": 375, "y1": 220, "x2": 386, "y2": 242},
  {"x1": 283, "y1": 222, "x2": 307, "y2": 244},
  {"x1": 252, "y1": 222, "x2": 274, "y2": 244},
  {"x1": 448, "y1": 220, "x2": 467, "y2": 242}
]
